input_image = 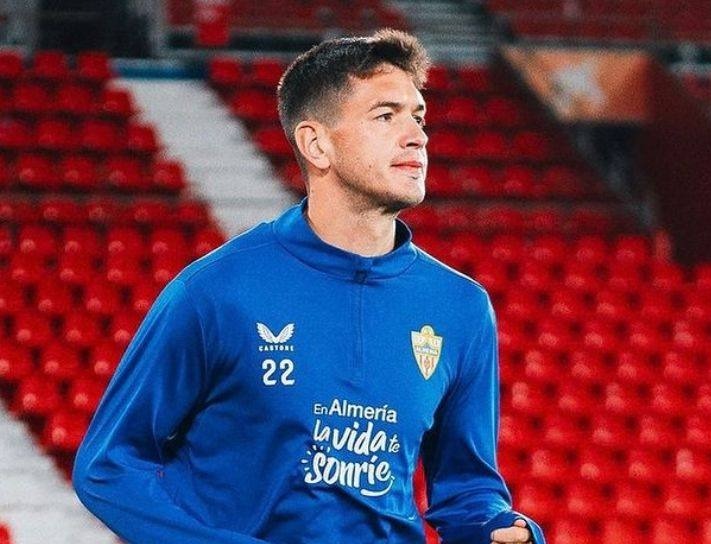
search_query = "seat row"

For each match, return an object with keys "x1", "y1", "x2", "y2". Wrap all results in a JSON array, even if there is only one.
[
  {"x1": 0, "y1": 50, "x2": 112, "y2": 84},
  {"x1": 0, "y1": 84, "x2": 135, "y2": 118},
  {"x1": 0, "y1": 154, "x2": 183, "y2": 193},
  {"x1": 0, "y1": 119, "x2": 158, "y2": 154},
  {"x1": 168, "y1": 0, "x2": 407, "y2": 33},
  {"x1": 3, "y1": 236, "x2": 221, "y2": 288},
  {"x1": 486, "y1": 0, "x2": 711, "y2": 43},
  {"x1": 0, "y1": 197, "x2": 213, "y2": 227},
  {"x1": 405, "y1": 204, "x2": 631, "y2": 235}
]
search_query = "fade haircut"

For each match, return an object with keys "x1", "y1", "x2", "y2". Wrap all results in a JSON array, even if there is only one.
[{"x1": 277, "y1": 28, "x2": 430, "y2": 174}]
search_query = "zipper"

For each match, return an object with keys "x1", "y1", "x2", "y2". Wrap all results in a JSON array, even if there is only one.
[{"x1": 352, "y1": 270, "x2": 367, "y2": 384}]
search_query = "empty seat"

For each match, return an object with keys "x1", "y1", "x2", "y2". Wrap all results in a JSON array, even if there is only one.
[
  {"x1": 59, "y1": 155, "x2": 100, "y2": 190},
  {"x1": 0, "y1": 344, "x2": 35, "y2": 384},
  {"x1": 41, "y1": 409, "x2": 90, "y2": 453},
  {"x1": 56, "y1": 82, "x2": 97, "y2": 116},
  {"x1": 11, "y1": 375, "x2": 62, "y2": 417},
  {"x1": 566, "y1": 481, "x2": 612, "y2": 518},
  {"x1": 31, "y1": 50, "x2": 70, "y2": 81},
  {"x1": 67, "y1": 375, "x2": 107, "y2": 414},
  {"x1": 98, "y1": 87, "x2": 136, "y2": 118},
  {"x1": 63, "y1": 311, "x2": 101, "y2": 348},
  {"x1": 88, "y1": 340, "x2": 124, "y2": 381},
  {"x1": 77, "y1": 51, "x2": 113, "y2": 83},
  {"x1": 34, "y1": 277, "x2": 73, "y2": 315},
  {"x1": 40, "y1": 341, "x2": 82, "y2": 382},
  {"x1": 84, "y1": 279, "x2": 123, "y2": 316}
]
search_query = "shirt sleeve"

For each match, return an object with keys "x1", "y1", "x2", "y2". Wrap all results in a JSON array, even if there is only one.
[
  {"x1": 420, "y1": 295, "x2": 546, "y2": 544},
  {"x1": 72, "y1": 279, "x2": 268, "y2": 544}
]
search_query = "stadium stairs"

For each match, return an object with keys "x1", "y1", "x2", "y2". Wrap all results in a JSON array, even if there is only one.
[{"x1": 121, "y1": 78, "x2": 295, "y2": 235}]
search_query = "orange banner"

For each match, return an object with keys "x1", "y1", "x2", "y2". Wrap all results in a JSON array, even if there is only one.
[{"x1": 503, "y1": 46, "x2": 651, "y2": 123}]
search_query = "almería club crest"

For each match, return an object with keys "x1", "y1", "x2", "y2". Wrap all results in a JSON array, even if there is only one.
[{"x1": 411, "y1": 325, "x2": 443, "y2": 380}]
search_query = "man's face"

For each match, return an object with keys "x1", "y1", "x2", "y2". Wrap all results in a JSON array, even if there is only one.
[{"x1": 324, "y1": 64, "x2": 428, "y2": 214}]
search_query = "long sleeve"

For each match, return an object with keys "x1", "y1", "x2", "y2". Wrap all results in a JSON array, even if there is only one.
[
  {"x1": 420, "y1": 296, "x2": 546, "y2": 544},
  {"x1": 72, "y1": 279, "x2": 267, "y2": 544}
]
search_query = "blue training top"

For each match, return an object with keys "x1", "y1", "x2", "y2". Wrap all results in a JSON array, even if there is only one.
[{"x1": 73, "y1": 198, "x2": 545, "y2": 544}]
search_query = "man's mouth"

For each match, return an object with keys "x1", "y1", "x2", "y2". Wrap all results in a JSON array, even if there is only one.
[{"x1": 392, "y1": 161, "x2": 423, "y2": 170}]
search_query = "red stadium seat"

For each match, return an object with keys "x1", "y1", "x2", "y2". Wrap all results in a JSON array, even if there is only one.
[
  {"x1": 12, "y1": 82, "x2": 52, "y2": 115},
  {"x1": 675, "y1": 448, "x2": 711, "y2": 483},
  {"x1": 0, "y1": 344, "x2": 35, "y2": 384},
  {"x1": 98, "y1": 87, "x2": 136, "y2": 118},
  {"x1": 638, "y1": 414, "x2": 682, "y2": 450},
  {"x1": 84, "y1": 279, "x2": 123, "y2": 316},
  {"x1": 59, "y1": 155, "x2": 100, "y2": 190},
  {"x1": 566, "y1": 481, "x2": 612, "y2": 518},
  {"x1": 517, "y1": 483, "x2": 561, "y2": 526},
  {"x1": 63, "y1": 311, "x2": 101, "y2": 348},
  {"x1": 151, "y1": 158, "x2": 187, "y2": 192},
  {"x1": 35, "y1": 277, "x2": 73, "y2": 315},
  {"x1": 31, "y1": 50, "x2": 70, "y2": 81},
  {"x1": 36, "y1": 118, "x2": 76, "y2": 151},
  {"x1": 590, "y1": 412, "x2": 636, "y2": 449},
  {"x1": 209, "y1": 57, "x2": 244, "y2": 89},
  {"x1": 127, "y1": 122, "x2": 160, "y2": 153},
  {"x1": 602, "y1": 518, "x2": 648, "y2": 544},
  {"x1": 16, "y1": 153, "x2": 57, "y2": 190},
  {"x1": 11, "y1": 375, "x2": 62, "y2": 417},
  {"x1": 40, "y1": 341, "x2": 82, "y2": 382},
  {"x1": 42, "y1": 409, "x2": 90, "y2": 453},
  {"x1": 615, "y1": 481, "x2": 661, "y2": 519},
  {"x1": 77, "y1": 51, "x2": 114, "y2": 83},
  {"x1": 0, "y1": 51, "x2": 23, "y2": 80},
  {"x1": 89, "y1": 340, "x2": 124, "y2": 381},
  {"x1": 106, "y1": 156, "x2": 148, "y2": 191},
  {"x1": 67, "y1": 374, "x2": 107, "y2": 414},
  {"x1": 79, "y1": 119, "x2": 122, "y2": 152},
  {"x1": 627, "y1": 448, "x2": 669, "y2": 483},
  {"x1": 57, "y1": 252, "x2": 95, "y2": 285},
  {"x1": 56, "y1": 82, "x2": 97, "y2": 116},
  {"x1": 110, "y1": 311, "x2": 143, "y2": 347},
  {"x1": 578, "y1": 446, "x2": 625, "y2": 484}
]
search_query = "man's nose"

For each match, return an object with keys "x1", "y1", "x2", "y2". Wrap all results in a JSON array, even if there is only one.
[{"x1": 402, "y1": 118, "x2": 428, "y2": 148}]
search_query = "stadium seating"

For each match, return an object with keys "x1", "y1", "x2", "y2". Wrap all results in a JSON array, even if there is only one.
[
  {"x1": 0, "y1": 51, "x2": 226, "y2": 485},
  {"x1": 166, "y1": 0, "x2": 408, "y2": 47},
  {"x1": 485, "y1": 0, "x2": 711, "y2": 44}
]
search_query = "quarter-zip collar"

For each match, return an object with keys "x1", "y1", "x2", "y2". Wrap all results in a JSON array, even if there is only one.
[{"x1": 272, "y1": 198, "x2": 418, "y2": 281}]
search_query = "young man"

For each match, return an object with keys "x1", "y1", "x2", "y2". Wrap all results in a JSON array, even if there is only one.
[{"x1": 74, "y1": 30, "x2": 545, "y2": 544}]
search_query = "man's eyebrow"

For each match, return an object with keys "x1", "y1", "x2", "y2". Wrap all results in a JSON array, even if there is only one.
[{"x1": 368, "y1": 101, "x2": 426, "y2": 113}]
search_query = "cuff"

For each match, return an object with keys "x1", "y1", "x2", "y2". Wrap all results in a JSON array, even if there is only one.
[{"x1": 437, "y1": 510, "x2": 547, "y2": 544}]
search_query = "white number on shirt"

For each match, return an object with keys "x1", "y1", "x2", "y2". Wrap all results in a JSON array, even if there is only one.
[{"x1": 262, "y1": 358, "x2": 295, "y2": 386}]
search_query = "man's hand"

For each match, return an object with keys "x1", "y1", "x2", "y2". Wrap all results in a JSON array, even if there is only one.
[{"x1": 490, "y1": 518, "x2": 532, "y2": 544}]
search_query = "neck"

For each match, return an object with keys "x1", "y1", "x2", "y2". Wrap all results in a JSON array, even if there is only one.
[{"x1": 304, "y1": 186, "x2": 398, "y2": 258}]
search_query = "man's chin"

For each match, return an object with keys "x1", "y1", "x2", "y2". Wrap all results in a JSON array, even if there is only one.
[{"x1": 381, "y1": 191, "x2": 425, "y2": 215}]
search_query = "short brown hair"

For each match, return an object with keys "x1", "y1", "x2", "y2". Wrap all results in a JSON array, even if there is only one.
[{"x1": 277, "y1": 29, "x2": 430, "y2": 172}]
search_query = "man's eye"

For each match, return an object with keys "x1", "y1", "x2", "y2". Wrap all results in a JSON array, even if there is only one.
[
  {"x1": 377, "y1": 113, "x2": 393, "y2": 121},
  {"x1": 414, "y1": 116, "x2": 426, "y2": 128}
]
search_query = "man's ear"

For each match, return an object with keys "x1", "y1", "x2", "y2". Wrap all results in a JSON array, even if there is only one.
[{"x1": 294, "y1": 120, "x2": 331, "y2": 171}]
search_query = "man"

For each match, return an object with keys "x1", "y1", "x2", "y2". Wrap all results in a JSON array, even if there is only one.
[{"x1": 73, "y1": 29, "x2": 545, "y2": 544}]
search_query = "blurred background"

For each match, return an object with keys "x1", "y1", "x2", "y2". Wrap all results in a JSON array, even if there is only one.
[{"x1": 1, "y1": 1, "x2": 710, "y2": 543}]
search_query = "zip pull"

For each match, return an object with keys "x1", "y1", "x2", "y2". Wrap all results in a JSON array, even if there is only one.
[{"x1": 354, "y1": 270, "x2": 367, "y2": 283}]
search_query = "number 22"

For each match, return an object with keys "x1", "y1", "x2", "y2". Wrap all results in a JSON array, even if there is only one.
[{"x1": 262, "y1": 358, "x2": 295, "y2": 386}]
